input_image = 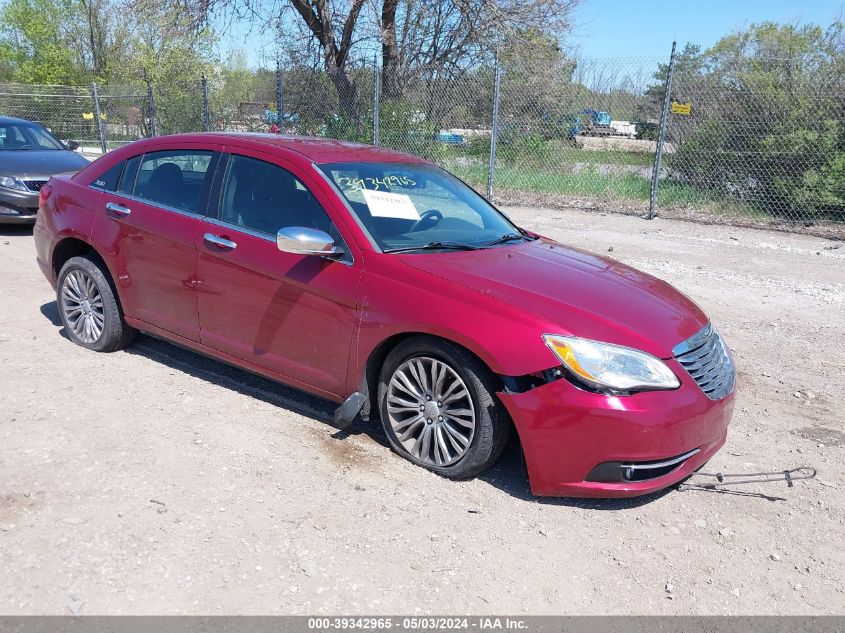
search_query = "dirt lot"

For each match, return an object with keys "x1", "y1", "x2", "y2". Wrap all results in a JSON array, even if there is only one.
[{"x1": 1, "y1": 207, "x2": 843, "y2": 615}]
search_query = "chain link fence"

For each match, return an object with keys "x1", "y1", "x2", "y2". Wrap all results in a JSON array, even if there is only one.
[
  {"x1": 0, "y1": 83, "x2": 101, "y2": 148},
  {"x1": 663, "y1": 49, "x2": 845, "y2": 228},
  {"x1": 486, "y1": 57, "x2": 658, "y2": 216},
  {"x1": 2, "y1": 45, "x2": 843, "y2": 235},
  {"x1": 0, "y1": 82, "x2": 151, "y2": 153}
]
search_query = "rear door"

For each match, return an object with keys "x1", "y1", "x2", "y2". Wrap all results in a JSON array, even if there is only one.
[
  {"x1": 195, "y1": 148, "x2": 363, "y2": 398},
  {"x1": 91, "y1": 143, "x2": 222, "y2": 341}
]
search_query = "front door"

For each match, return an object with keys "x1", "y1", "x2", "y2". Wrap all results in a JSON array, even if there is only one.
[{"x1": 196, "y1": 150, "x2": 363, "y2": 398}]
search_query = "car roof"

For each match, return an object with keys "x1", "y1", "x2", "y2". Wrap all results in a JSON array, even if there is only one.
[
  {"x1": 141, "y1": 132, "x2": 427, "y2": 165},
  {"x1": 0, "y1": 116, "x2": 44, "y2": 126}
]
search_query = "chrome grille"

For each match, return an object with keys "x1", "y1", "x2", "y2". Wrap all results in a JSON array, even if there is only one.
[
  {"x1": 673, "y1": 324, "x2": 735, "y2": 400},
  {"x1": 23, "y1": 180, "x2": 47, "y2": 192}
]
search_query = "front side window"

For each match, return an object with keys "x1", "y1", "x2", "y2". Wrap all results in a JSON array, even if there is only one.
[
  {"x1": 134, "y1": 150, "x2": 213, "y2": 212},
  {"x1": 219, "y1": 154, "x2": 335, "y2": 237},
  {"x1": 318, "y1": 162, "x2": 519, "y2": 252}
]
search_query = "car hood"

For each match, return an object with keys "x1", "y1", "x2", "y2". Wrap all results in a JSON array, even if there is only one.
[
  {"x1": 0, "y1": 150, "x2": 89, "y2": 178},
  {"x1": 399, "y1": 238, "x2": 709, "y2": 359}
]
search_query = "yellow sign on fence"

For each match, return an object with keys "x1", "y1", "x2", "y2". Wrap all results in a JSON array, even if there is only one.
[
  {"x1": 82, "y1": 112, "x2": 107, "y2": 121},
  {"x1": 670, "y1": 101, "x2": 692, "y2": 115}
]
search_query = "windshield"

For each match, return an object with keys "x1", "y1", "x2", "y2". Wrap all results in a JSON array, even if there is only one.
[
  {"x1": 0, "y1": 121, "x2": 65, "y2": 150},
  {"x1": 318, "y1": 162, "x2": 520, "y2": 252}
]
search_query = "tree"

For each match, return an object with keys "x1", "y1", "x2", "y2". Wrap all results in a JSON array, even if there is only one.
[
  {"x1": 285, "y1": 0, "x2": 365, "y2": 118},
  {"x1": 118, "y1": 0, "x2": 216, "y2": 133},
  {"x1": 193, "y1": 0, "x2": 581, "y2": 121},
  {"x1": 379, "y1": 0, "x2": 581, "y2": 99},
  {"x1": 0, "y1": 0, "x2": 86, "y2": 83},
  {"x1": 634, "y1": 43, "x2": 704, "y2": 132},
  {"x1": 663, "y1": 23, "x2": 845, "y2": 216}
]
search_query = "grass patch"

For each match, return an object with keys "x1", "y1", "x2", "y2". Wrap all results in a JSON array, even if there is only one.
[
  {"x1": 446, "y1": 159, "x2": 759, "y2": 218},
  {"x1": 455, "y1": 139, "x2": 654, "y2": 167},
  {"x1": 449, "y1": 163, "x2": 650, "y2": 201}
]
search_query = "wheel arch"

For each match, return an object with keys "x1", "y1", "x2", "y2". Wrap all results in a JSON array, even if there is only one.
[
  {"x1": 52, "y1": 237, "x2": 124, "y2": 307},
  {"x1": 360, "y1": 330, "x2": 525, "y2": 480},
  {"x1": 361, "y1": 331, "x2": 507, "y2": 421},
  {"x1": 52, "y1": 237, "x2": 101, "y2": 277}
]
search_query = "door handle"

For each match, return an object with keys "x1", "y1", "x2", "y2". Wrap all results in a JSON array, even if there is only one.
[
  {"x1": 203, "y1": 233, "x2": 237, "y2": 250},
  {"x1": 105, "y1": 202, "x2": 131, "y2": 218}
]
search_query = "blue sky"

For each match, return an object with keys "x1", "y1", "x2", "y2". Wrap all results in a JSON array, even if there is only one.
[
  {"x1": 571, "y1": 0, "x2": 844, "y2": 59},
  {"x1": 220, "y1": 0, "x2": 845, "y2": 68}
]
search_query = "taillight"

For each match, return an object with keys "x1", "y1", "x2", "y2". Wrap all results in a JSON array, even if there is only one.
[{"x1": 38, "y1": 183, "x2": 53, "y2": 210}]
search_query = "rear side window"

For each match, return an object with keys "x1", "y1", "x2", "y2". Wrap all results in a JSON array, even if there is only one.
[
  {"x1": 133, "y1": 150, "x2": 214, "y2": 212},
  {"x1": 91, "y1": 161, "x2": 124, "y2": 191}
]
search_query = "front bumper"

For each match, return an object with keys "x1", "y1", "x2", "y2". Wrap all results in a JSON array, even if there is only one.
[
  {"x1": 498, "y1": 359, "x2": 734, "y2": 498},
  {"x1": 0, "y1": 188, "x2": 39, "y2": 224}
]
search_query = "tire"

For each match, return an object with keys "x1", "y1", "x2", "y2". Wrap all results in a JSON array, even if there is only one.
[
  {"x1": 377, "y1": 336, "x2": 510, "y2": 480},
  {"x1": 57, "y1": 255, "x2": 136, "y2": 352}
]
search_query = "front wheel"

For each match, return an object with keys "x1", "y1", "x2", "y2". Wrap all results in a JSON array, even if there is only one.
[
  {"x1": 377, "y1": 336, "x2": 510, "y2": 480},
  {"x1": 57, "y1": 255, "x2": 136, "y2": 352}
]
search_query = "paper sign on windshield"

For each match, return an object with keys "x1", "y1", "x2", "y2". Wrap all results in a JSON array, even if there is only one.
[{"x1": 362, "y1": 189, "x2": 420, "y2": 220}]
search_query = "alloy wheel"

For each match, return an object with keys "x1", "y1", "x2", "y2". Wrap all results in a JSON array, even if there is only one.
[
  {"x1": 61, "y1": 269, "x2": 105, "y2": 344},
  {"x1": 386, "y1": 356, "x2": 476, "y2": 466}
]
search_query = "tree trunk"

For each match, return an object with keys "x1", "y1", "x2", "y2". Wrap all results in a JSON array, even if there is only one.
[
  {"x1": 327, "y1": 63, "x2": 360, "y2": 121},
  {"x1": 380, "y1": 0, "x2": 403, "y2": 101},
  {"x1": 289, "y1": 0, "x2": 364, "y2": 123}
]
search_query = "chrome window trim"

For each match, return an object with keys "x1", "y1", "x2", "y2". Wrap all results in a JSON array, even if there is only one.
[
  {"x1": 204, "y1": 216, "x2": 274, "y2": 242},
  {"x1": 98, "y1": 190, "x2": 206, "y2": 220},
  {"x1": 203, "y1": 216, "x2": 355, "y2": 267}
]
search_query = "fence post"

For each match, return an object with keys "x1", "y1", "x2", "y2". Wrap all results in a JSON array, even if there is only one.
[
  {"x1": 647, "y1": 41, "x2": 676, "y2": 220},
  {"x1": 201, "y1": 75, "x2": 211, "y2": 132},
  {"x1": 373, "y1": 59, "x2": 381, "y2": 146},
  {"x1": 486, "y1": 58, "x2": 503, "y2": 201},
  {"x1": 276, "y1": 62, "x2": 284, "y2": 131},
  {"x1": 147, "y1": 82, "x2": 157, "y2": 137},
  {"x1": 91, "y1": 82, "x2": 107, "y2": 155}
]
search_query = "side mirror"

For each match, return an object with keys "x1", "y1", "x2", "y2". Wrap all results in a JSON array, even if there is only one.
[
  {"x1": 65, "y1": 140, "x2": 79, "y2": 151},
  {"x1": 277, "y1": 226, "x2": 344, "y2": 257}
]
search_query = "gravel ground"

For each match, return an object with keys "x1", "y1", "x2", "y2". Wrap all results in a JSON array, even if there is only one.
[{"x1": 1, "y1": 207, "x2": 843, "y2": 615}]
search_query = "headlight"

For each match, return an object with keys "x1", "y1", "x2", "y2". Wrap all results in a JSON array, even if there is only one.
[
  {"x1": 543, "y1": 334, "x2": 680, "y2": 393},
  {"x1": 0, "y1": 176, "x2": 28, "y2": 192}
]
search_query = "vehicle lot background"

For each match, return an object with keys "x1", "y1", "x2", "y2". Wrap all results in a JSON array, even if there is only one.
[
  {"x1": 4, "y1": 42, "x2": 845, "y2": 236},
  {"x1": 1, "y1": 207, "x2": 843, "y2": 615}
]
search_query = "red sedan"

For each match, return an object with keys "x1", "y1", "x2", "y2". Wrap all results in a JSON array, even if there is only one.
[{"x1": 33, "y1": 133, "x2": 735, "y2": 497}]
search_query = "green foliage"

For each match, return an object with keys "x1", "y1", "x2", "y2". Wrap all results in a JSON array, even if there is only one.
[
  {"x1": 665, "y1": 22, "x2": 845, "y2": 217},
  {"x1": 377, "y1": 98, "x2": 447, "y2": 163},
  {"x1": 0, "y1": 0, "x2": 84, "y2": 83},
  {"x1": 324, "y1": 114, "x2": 372, "y2": 144},
  {"x1": 635, "y1": 43, "x2": 704, "y2": 126},
  {"x1": 498, "y1": 132, "x2": 553, "y2": 164}
]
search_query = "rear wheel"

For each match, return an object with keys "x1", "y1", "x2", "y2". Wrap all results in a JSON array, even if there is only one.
[
  {"x1": 57, "y1": 256, "x2": 135, "y2": 352},
  {"x1": 378, "y1": 336, "x2": 509, "y2": 479}
]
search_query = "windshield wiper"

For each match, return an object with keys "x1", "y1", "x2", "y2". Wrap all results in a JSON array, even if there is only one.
[
  {"x1": 485, "y1": 232, "x2": 529, "y2": 247},
  {"x1": 485, "y1": 229, "x2": 541, "y2": 247},
  {"x1": 383, "y1": 241, "x2": 481, "y2": 254}
]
